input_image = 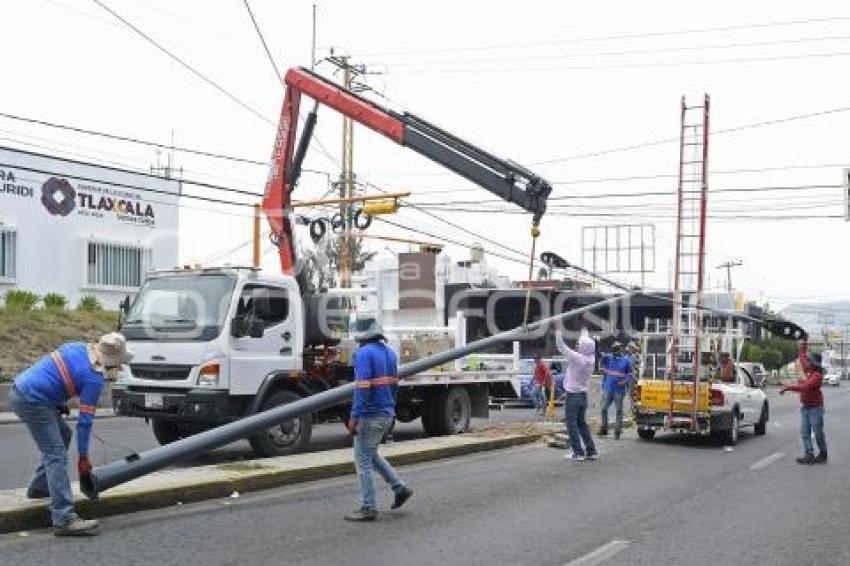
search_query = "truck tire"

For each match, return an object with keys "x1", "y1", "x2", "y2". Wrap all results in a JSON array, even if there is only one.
[
  {"x1": 637, "y1": 428, "x2": 656, "y2": 441},
  {"x1": 151, "y1": 419, "x2": 182, "y2": 445},
  {"x1": 249, "y1": 390, "x2": 313, "y2": 458},
  {"x1": 754, "y1": 402, "x2": 768, "y2": 436},
  {"x1": 433, "y1": 387, "x2": 472, "y2": 436},
  {"x1": 722, "y1": 411, "x2": 740, "y2": 446}
]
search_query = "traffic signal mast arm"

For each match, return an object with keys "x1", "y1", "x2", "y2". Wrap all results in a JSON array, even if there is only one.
[{"x1": 262, "y1": 66, "x2": 553, "y2": 275}]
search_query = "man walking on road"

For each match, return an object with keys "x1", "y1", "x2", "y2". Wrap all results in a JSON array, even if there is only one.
[
  {"x1": 9, "y1": 333, "x2": 132, "y2": 536},
  {"x1": 781, "y1": 340, "x2": 827, "y2": 465},
  {"x1": 345, "y1": 325, "x2": 413, "y2": 522},
  {"x1": 556, "y1": 329, "x2": 597, "y2": 461},
  {"x1": 599, "y1": 342, "x2": 633, "y2": 440}
]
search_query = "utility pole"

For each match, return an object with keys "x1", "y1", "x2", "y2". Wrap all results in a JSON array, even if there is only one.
[
  {"x1": 716, "y1": 259, "x2": 742, "y2": 292},
  {"x1": 323, "y1": 52, "x2": 375, "y2": 288}
]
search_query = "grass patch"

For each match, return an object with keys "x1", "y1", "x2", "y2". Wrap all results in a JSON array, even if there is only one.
[{"x1": 0, "y1": 309, "x2": 119, "y2": 381}]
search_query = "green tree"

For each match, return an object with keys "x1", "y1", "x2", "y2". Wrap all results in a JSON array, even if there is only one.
[
  {"x1": 302, "y1": 236, "x2": 376, "y2": 293},
  {"x1": 761, "y1": 348, "x2": 784, "y2": 371}
]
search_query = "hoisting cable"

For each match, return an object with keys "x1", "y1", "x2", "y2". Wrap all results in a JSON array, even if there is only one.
[{"x1": 521, "y1": 224, "x2": 541, "y2": 329}]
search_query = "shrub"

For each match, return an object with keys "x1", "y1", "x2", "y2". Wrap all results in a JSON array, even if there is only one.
[
  {"x1": 3, "y1": 290, "x2": 40, "y2": 311},
  {"x1": 43, "y1": 293, "x2": 68, "y2": 311},
  {"x1": 77, "y1": 295, "x2": 103, "y2": 312}
]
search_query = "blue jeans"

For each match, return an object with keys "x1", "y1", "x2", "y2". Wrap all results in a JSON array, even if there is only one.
[
  {"x1": 800, "y1": 406, "x2": 827, "y2": 455},
  {"x1": 600, "y1": 390, "x2": 625, "y2": 435},
  {"x1": 533, "y1": 385, "x2": 548, "y2": 412},
  {"x1": 354, "y1": 416, "x2": 405, "y2": 510},
  {"x1": 565, "y1": 392, "x2": 596, "y2": 456},
  {"x1": 9, "y1": 386, "x2": 77, "y2": 527}
]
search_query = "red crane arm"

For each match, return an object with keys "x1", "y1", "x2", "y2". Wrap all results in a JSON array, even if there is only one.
[
  {"x1": 262, "y1": 68, "x2": 404, "y2": 275},
  {"x1": 263, "y1": 67, "x2": 551, "y2": 277}
]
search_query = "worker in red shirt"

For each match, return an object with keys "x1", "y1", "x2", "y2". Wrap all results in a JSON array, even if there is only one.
[
  {"x1": 718, "y1": 353, "x2": 736, "y2": 383},
  {"x1": 533, "y1": 355, "x2": 552, "y2": 415},
  {"x1": 781, "y1": 341, "x2": 827, "y2": 464}
]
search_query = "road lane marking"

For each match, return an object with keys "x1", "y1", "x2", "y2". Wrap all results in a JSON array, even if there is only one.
[
  {"x1": 773, "y1": 422, "x2": 783, "y2": 428},
  {"x1": 564, "y1": 540, "x2": 630, "y2": 566},
  {"x1": 750, "y1": 452, "x2": 785, "y2": 470}
]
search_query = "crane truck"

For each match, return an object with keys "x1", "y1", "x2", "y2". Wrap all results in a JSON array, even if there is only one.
[{"x1": 110, "y1": 67, "x2": 552, "y2": 458}]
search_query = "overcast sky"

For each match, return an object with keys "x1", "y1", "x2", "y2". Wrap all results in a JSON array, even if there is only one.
[{"x1": 3, "y1": 0, "x2": 850, "y2": 308}]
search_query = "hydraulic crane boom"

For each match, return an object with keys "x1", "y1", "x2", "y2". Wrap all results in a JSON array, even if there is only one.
[{"x1": 262, "y1": 66, "x2": 553, "y2": 275}]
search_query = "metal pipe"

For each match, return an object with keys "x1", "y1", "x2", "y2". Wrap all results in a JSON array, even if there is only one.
[{"x1": 82, "y1": 293, "x2": 631, "y2": 499}]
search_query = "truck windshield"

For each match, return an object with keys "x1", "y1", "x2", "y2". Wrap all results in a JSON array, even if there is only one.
[{"x1": 121, "y1": 274, "x2": 236, "y2": 341}]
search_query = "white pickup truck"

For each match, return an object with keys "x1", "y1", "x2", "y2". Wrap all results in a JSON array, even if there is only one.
[
  {"x1": 634, "y1": 364, "x2": 769, "y2": 445},
  {"x1": 111, "y1": 267, "x2": 520, "y2": 457}
]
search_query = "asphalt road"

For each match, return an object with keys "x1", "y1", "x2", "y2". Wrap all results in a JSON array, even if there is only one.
[
  {"x1": 0, "y1": 404, "x2": 540, "y2": 490},
  {"x1": 3, "y1": 386, "x2": 848, "y2": 566}
]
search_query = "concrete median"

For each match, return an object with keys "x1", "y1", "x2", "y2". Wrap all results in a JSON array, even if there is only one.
[{"x1": 0, "y1": 424, "x2": 545, "y2": 533}]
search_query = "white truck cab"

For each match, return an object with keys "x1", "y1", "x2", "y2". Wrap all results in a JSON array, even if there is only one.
[{"x1": 113, "y1": 267, "x2": 519, "y2": 457}]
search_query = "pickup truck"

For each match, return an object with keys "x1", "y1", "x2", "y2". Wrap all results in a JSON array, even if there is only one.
[{"x1": 634, "y1": 364, "x2": 768, "y2": 445}]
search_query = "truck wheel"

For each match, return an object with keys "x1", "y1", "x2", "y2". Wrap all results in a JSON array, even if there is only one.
[
  {"x1": 722, "y1": 411, "x2": 740, "y2": 446},
  {"x1": 754, "y1": 403, "x2": 768, "y2": 436},
  {"x1": 249, "y1": 390, "x2": 313, "y2": 458},
  {"x1": 152, "y1": 419, "x2": 182, "y2": 445},
  {"x1": 637, "y1": 428, "x2": 656, "y2": 441},
  {"x1": 432, "y1": 387, "x2": 472, "y2": 435}
]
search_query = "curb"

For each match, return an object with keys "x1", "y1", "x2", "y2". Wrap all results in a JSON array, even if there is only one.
[{"x1": 0, "y1": 431, "x2": 542, "y2": 533}]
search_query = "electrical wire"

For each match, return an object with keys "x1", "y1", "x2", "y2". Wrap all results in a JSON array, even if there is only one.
[
  {"x1": 359, "y1": 15, "x2": 850, "y2": 57},
  {"x1": 375, "y1": 33, "x2": 850, "y2": 68},
  {"x1": 242, "y1": 0, "x2": 283, "y2": 84},
  {"x1": 91, "y1": 0, "x2": 274, "y2": 126},
  {"x1": 531, "y1": 104, "x2": 850, "y2": 165}
]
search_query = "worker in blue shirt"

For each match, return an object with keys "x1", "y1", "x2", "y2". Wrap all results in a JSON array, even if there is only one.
[
  {"x1": 599, "y1": 342, "x2": 633, "y2": 440},
  {"x1": 345, "y1": 325, "x2": 413, "y2": 522},
  {"x1": 9, "y1": 333, "x2": 132, "y2": 536}
]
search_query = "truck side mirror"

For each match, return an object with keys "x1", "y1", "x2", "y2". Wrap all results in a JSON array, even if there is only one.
[
  {"x1": 231, "y1": 315, "x2": 265, "y2": 339},
  {"x1": 248, "y1": 317, "x2": 265, "y2": 339}
]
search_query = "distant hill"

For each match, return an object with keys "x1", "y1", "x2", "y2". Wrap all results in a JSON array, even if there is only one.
[{"x1": 779, "y1": 301, "x2": 850, "y2": 339}]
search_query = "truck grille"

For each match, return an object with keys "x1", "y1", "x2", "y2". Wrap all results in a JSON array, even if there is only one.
[{"x1": 130, "y1": 364, "x2": 193, "y2": 381}]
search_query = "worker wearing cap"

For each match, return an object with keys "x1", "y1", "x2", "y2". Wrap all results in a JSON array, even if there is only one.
[
  {"x1": 781, "y1": 340, "x2": 827, "y2": 465},
  {"x1": 9, "y1": 333, "x2": 133, "y2": 536},
  {"x1": 599, "y1": 342, "x2": 633, "y2": 440},
  {"x1": 345, "y1": 325, "x2": 413, "y2": 522}
]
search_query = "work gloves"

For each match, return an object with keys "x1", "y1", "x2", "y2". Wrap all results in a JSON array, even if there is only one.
[{"x1": 77, "y1": 455, "x2": 93, "y2": 477}]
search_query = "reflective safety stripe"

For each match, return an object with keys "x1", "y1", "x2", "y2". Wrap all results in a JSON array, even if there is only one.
[
  {"x1": 51, "y1": 351, "x2": 77, "y2": 398},
  {"x1": 605, "y1": 369, "x2": 627, "y2": 377},
  {"x1": 79, "y1": 403, "x2": 97, "y2": 415},
  {"x1": 354, "y1": 376, "x2": 399, "y2": 389}
]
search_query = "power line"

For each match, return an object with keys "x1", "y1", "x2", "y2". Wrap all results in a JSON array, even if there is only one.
[
  {"x1": 91, "y1": 0, "x2": 274, "y2": 126},
  {"x1": 530, "y1": 104, "x2": 850, "y2": 165},
  {"x1": 376, "y1": 32, "x2": 850, "y2": 68},
  {"x1": 0, "y1": 111, "x2": 268, "y2": 165},
  {"x1": 359, "y1": 15, "x2": 850, "y2": 58},
  {"x1": 408, "y1": 184, "x2": 843, "y2": 206},
  {"x1": 242, "y1": 0, "x2": 283, "y2": 84},
  {"x1": 387, "y1": 48, "x2": 850, "y2": 76}
]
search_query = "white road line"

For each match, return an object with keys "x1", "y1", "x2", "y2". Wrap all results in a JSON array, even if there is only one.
[
  {"x1": 750, "y1": 452, "x2": 785, "y2": 470},
  {"x1": 564, "y1": 540, "x2": 630, "y2": 566},
  {"x1": 773, "y1": 422, "x2": 783, "y2": 428}
]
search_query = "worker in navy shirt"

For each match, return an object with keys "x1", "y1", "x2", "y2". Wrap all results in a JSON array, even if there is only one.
[
  {"x1": 345, "y1": 325, "x2": 413, "y2": 522},
  {"x1": 599, "y1": 342, "x2": 633, "y2": 440},
  {"x1": 10, "y1": 333, "x2": 132, "y2": 536}
]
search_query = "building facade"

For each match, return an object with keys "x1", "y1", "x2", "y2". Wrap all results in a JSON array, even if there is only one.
[{"x1": 0, "y1": 147, "x2": 179, "y2": 308}]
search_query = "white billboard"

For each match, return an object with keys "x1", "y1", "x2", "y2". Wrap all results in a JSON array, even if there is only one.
[{"x1": 0, "y1": 146, "x2": 180, "y2": 307}]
